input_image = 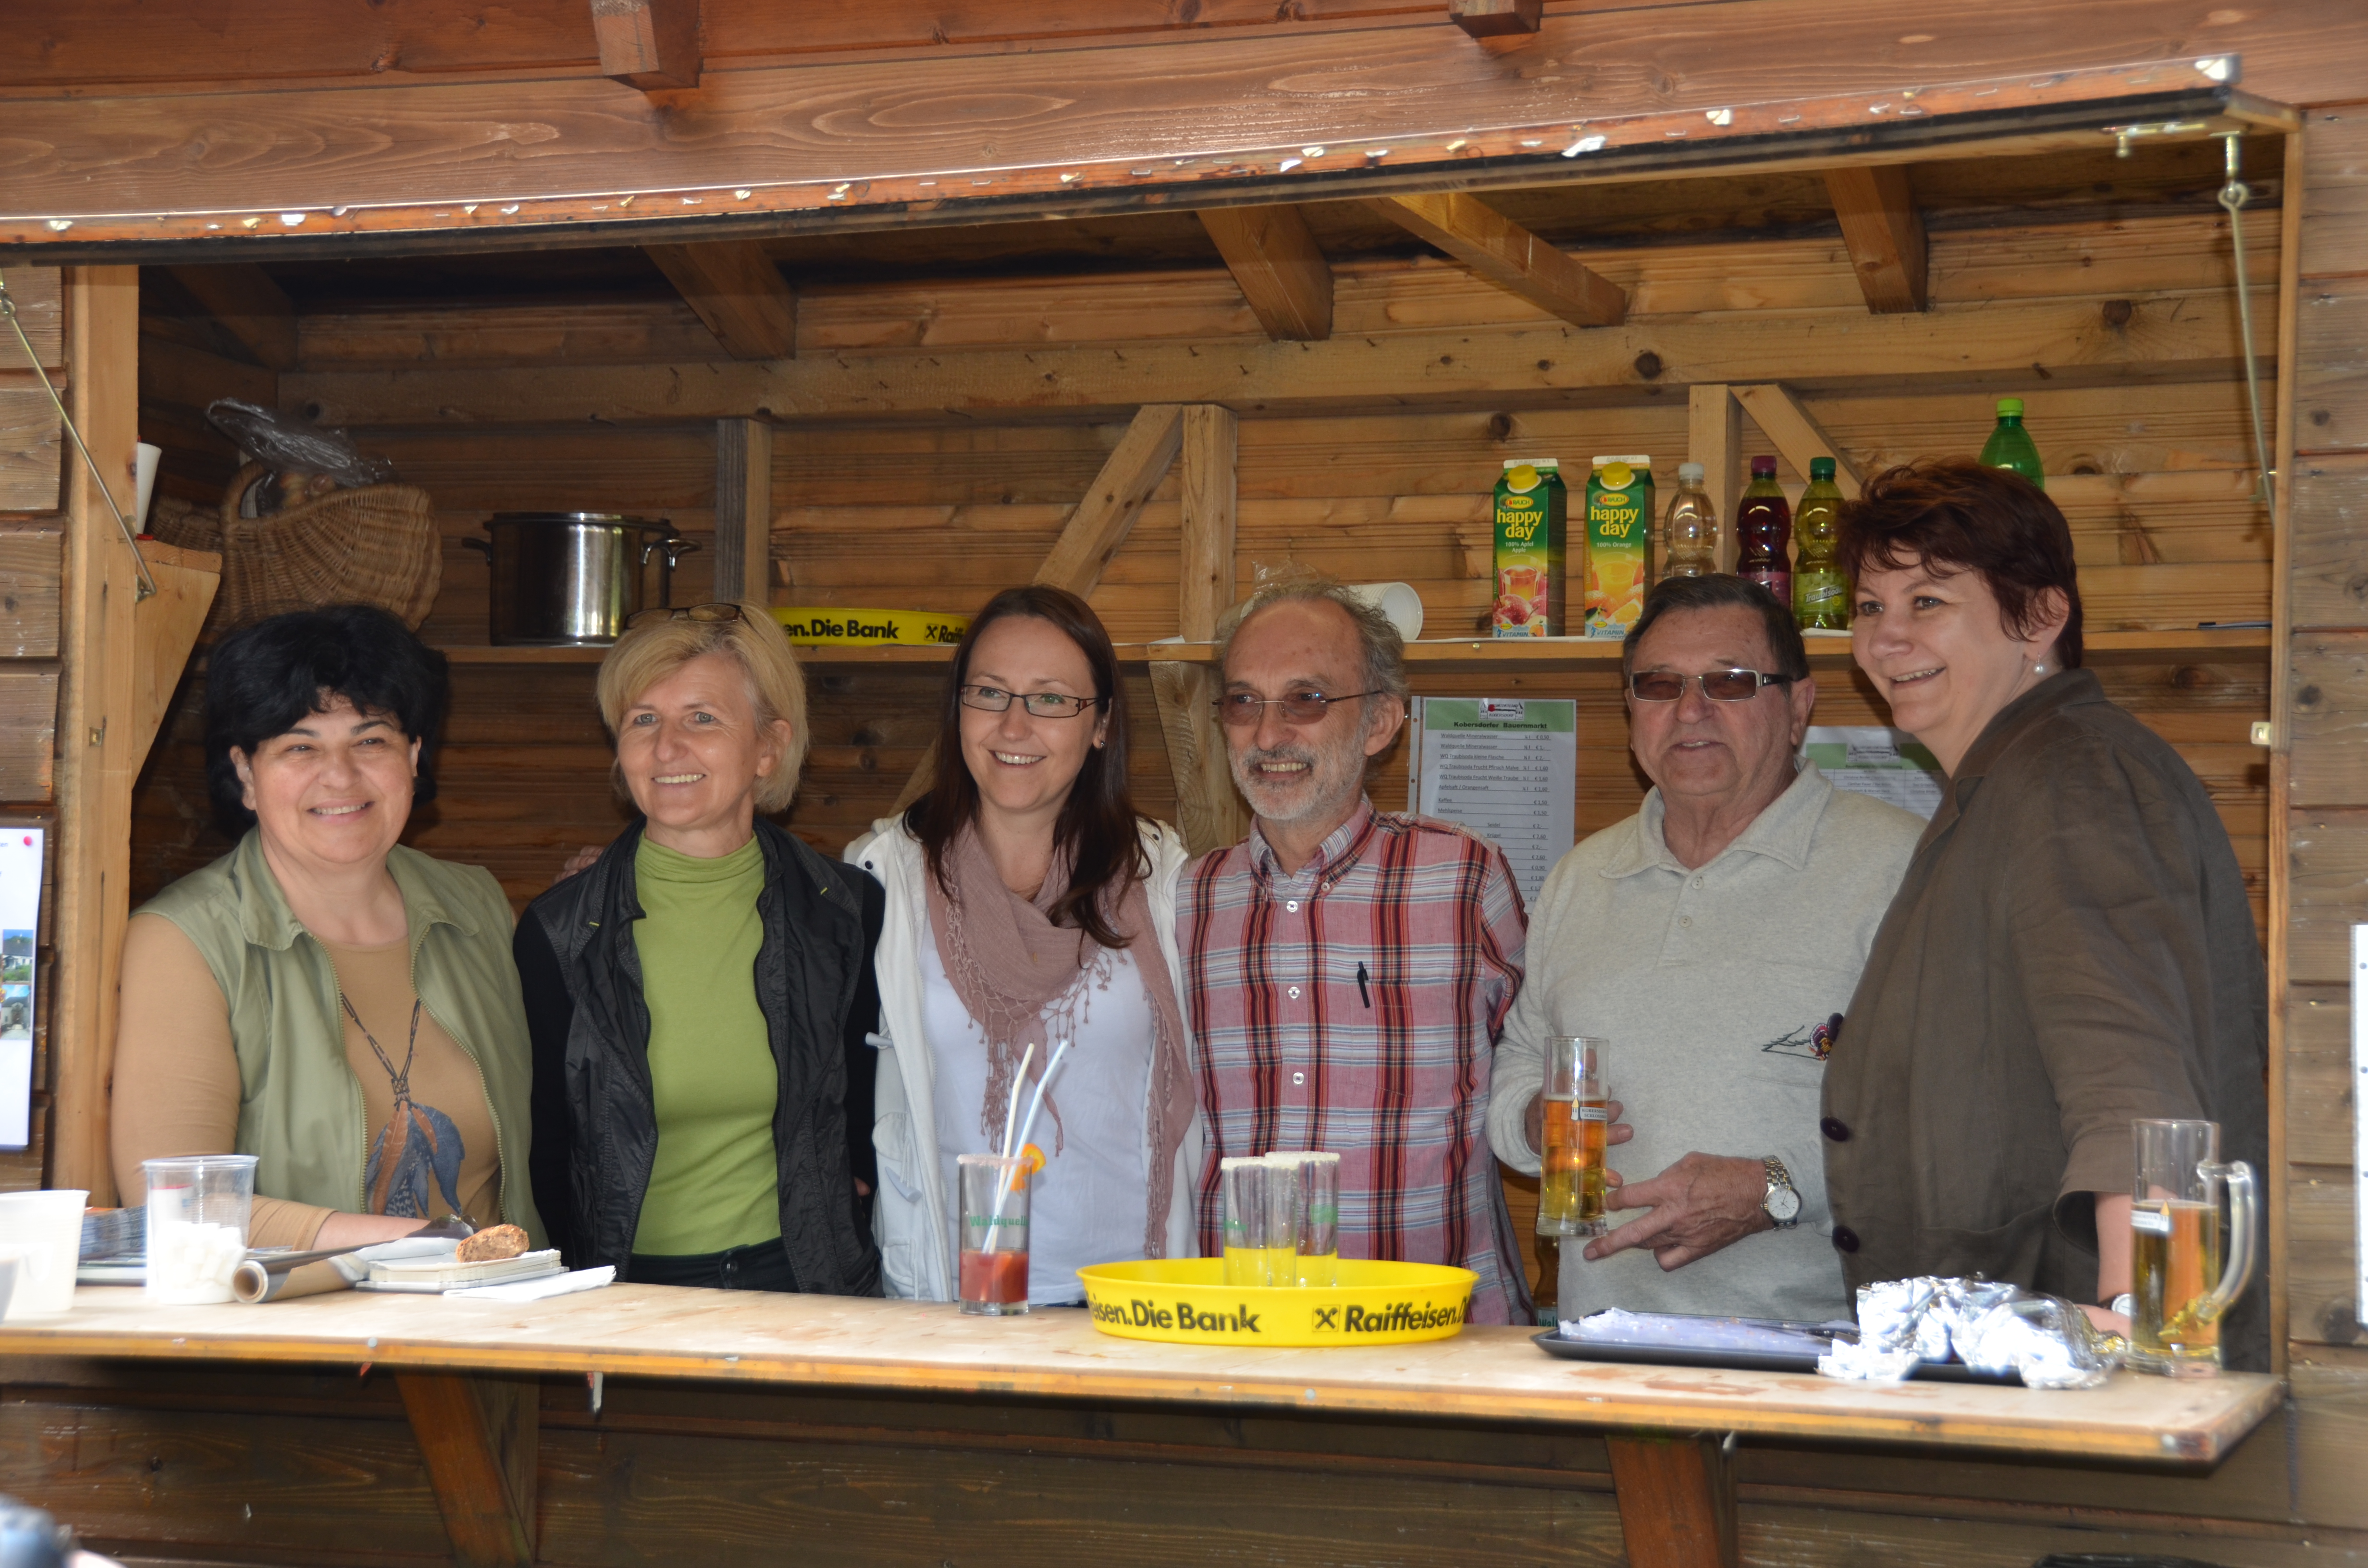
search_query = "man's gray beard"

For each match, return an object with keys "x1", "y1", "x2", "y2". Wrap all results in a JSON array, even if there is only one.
[{"x1": 1229, "y1": 734, "x2": 1366, "y2": 827}]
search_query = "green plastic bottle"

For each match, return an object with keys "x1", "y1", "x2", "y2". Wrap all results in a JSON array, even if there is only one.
[
  {"x1": 1980, "y1": 397, "x2": 2045, "y2": 490},
  {"x1": 1793, "y1": 457, "x2": 1848, "y2": 631}
]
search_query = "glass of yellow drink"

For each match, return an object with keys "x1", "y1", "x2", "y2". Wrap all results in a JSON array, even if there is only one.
[
  {"x1": 2127, "y1": 1118, "x2": 2257, "y2": 1376},
  {"x1": 1537, "y1": 1036, "x2": 1609, "y2": 1238},
  {"x1": 1220, "y1": 1154, "x2": 1299, "y2": 1288}
]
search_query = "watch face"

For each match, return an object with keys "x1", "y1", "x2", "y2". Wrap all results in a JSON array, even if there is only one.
[{"x1": 1767, "y1": 1185, "x2": 1802, "y2": 1222}]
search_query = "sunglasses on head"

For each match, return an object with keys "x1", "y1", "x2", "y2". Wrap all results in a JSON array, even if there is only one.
[
  {"x1": 624, "y1": 602, "x2": 745, "y2": 631},
  {"x1": 1628, "y1": 668, "x2": 1794, "y2": 702}
]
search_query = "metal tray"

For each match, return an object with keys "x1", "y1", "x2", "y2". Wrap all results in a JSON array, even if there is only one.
[{"x1": 1531, "y1": 1328, "x2": 2023, "y2": 1385}]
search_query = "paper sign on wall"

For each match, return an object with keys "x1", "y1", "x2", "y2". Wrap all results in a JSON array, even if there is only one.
[
  {"x1": 1801, "y1": 726, "x2": 1946, "y2": 820},
  {"x1": 1408, "y1": 698, "x2": 1577, "y2": 904},
  {"x1": 0, "y1": 828, "x2": 40, "y2": 1150}
]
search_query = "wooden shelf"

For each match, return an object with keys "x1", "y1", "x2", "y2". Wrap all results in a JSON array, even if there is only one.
[{"x1": 436, "y1": 626, "x2": 2269, "y2": 674}]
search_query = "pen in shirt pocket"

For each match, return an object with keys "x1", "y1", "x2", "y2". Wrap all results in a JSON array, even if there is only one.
[{"x1": 1356, "y1": 961, "x2": 1371, "y2": 1007}]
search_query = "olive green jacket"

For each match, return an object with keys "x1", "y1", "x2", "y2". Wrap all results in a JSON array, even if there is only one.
[{"x1": 137, "y1": 831, "x2": 545, "y2": 1247}]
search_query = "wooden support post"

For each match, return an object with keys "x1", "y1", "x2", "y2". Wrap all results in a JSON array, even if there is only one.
[
  {"x1": 1732, "y1": 384, "x2": 1864, "y2": 497},
  {"x1": 129, "y1": 543, "x2": 220, "y2": 763},
  {"x1": 713, "y1": 417, "x2": 774, "y2": 607},
  {"x1": 1687, "y1": 384, "x2": 1742, "y2": 575},
  {"x1": 645, "y1": 242, "x2": 796, "y2": 360},
  {"x1": 163, "y1": 264, "x2": 299, "y2": 371},
  {"x1": 1824, "y1": 164, "x2": 1929, "y2": 315},
  {"x1": 1606, "y1": 1433, "x2": 1739, "y2": 1568},
  {"x1": 1197, "y1": 207, "x2": 1334, "y2": 342},
  {"x1": 1368, "y1": 194, "x2": 1627, "y2": 329},
  {"x1": 50, "y1": 265, "x2": 143, "y2": 1202},
  {"x1": 893, "y1": 404, "x2": 1187, "y2": 812},
  {"x1": 591, "y1": 0, "x2": 700, "y2": 90},
  {"x1": 1155, "y1": 405, "x2": 1249, "y2": 855},
  {"x1": 397, "y1": 1372, "x2": 539, "y2": 1568},
  {"x1": 1448, "y1": 0, "x2": 1544, "y2": 36}
]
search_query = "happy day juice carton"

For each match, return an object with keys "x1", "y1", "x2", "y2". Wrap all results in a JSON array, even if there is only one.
[
  {"x1": 1492, "y1": 459, "x2": 1567, "y2": 637},
  {"x1": 1584, "y1": 455, "x2": 1655, "y2": 639}
]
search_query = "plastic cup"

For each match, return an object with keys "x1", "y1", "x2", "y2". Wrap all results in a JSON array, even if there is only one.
[
  {"x1": 957, "y1": 1153, "x2": 1029, "y2": 1316},
  {"x1": 143, "y1": 1156, "x2": 256, "y2": 1306},
  {"x1": 0, "y1": 1190, "x2": 87, "y2": 1318}
]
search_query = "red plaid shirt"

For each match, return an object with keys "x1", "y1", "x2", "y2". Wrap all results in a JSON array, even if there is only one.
[{"x1": 1180, "y1": 799, "x2": 1529, "y2": 1324}]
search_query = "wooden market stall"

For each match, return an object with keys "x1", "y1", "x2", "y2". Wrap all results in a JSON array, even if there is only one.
[{"x1": 0, "y1": 2, "x2": 2365, "y2": 1563}]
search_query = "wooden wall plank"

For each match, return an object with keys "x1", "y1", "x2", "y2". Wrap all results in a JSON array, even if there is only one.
[
  {"x1": 163, "y1": 264, "x2": 299, "y2": 372},
  {"x1": 2281, "y1": 453, "x2": 2368, "y2": 628},
  {"x1": 2298, "y1": 105, "x2": 2368, "y2": 282},
  {"x1": 2285, "y1": 810, "x2": 2368, "y2": 984},
  {"x1": 2291, "y1": 631, "x2": 2368, "y2": 802},
  {"x1": 137, "y1": 336, "x2": 275, "y2": 418},
  {"x1": 0, "y1": 270, "x2": 63, "y2": 369},
  {"x1": 0, "y1": 669, "x2": 59, "y2": 801},
  {"x1": 0, "y1": 393, "x2": 61, "y2": 515},
  {"x1": 2295, "y1": 272, "x2": 2368, "y2": 453},
  {"x1": 712, "y1": 416, "x2": 774, "y2": 606},
  {"x1": 0, "y1": 527, "x2": 61, "y2": 659}
]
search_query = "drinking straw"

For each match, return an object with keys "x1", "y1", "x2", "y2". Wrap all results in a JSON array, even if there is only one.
[
  {"x1": 999, "y1": 1042, "x2": 1036, "y2": 1161},
  {"x1": 985, "y1": 1039, "x2": 1073, "y2": 1253}
]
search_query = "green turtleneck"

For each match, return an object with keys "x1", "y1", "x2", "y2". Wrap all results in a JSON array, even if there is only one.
[{"x1": 630, "y1": 833, "x2": 781, "y2": 1255}]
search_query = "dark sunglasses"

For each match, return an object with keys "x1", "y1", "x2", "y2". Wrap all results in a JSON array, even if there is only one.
[
  {"x1": 1628, "y1": 668, "x2": 1795, "y2": 702},
  {"x1": 624, "y1": 602, "x2": 744, "y2": 630},
  {"x1": 1214, "y1": 690, "x2": 1381, "y2": 727}
]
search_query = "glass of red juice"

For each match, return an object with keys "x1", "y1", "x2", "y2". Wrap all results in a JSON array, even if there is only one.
[{"x1": 957, "y1": 1153, "x2": 1030, "y2": 1316}]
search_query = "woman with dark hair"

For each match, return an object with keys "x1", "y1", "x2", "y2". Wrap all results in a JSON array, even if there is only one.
[
  {"x1": 112, "y1": 605, "x2": 543, "y2": 1251},
  {"x1": 1822, "y1": 458, "x2": 2268, "y2": 1366},
  {"x1": 850, "y1": 586, "x2": 1197, "y2": 1303}
]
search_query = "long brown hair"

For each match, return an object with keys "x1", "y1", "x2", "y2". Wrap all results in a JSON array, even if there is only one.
[{"x1": 905, "y1": 586, "x2": 1147, "y2": 949}]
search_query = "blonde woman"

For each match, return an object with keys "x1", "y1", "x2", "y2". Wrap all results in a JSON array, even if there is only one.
[{"x1": 516, "y1": 603, "x2": 884, "y2": 1294}]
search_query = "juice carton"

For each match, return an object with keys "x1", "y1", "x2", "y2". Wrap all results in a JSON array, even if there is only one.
[
  {"x1": 1492, "y1": 459, "x2": 1566, "y2": 637},
  {"x1": 1584, "y1": 455, "x2": 1655, "y2": 639}
]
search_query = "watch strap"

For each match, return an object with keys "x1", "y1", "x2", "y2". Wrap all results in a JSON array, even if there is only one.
[{"x1": 1761, "y1": 1156, "x2": 1801, "y2": 1229}]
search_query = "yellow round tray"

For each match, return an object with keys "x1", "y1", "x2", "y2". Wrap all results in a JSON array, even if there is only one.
[{"x1": 1078, "y1": 1258, "x2": 1476, "y2": 1347}]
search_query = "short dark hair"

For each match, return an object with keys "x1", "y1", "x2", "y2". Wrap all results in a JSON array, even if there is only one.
[
  {"x1": 1837, "y1": 458, "x2": 2084, "y2": 668},
  {"x1": 203, "y1": 605, "x2": 450, "y2": 837},
  {"x1": 904, "y1": 585, "x2": 1146, "y2": 951},
  {"x1": 1623, "y1": 574, "x2": 1810, "y2": 683}
]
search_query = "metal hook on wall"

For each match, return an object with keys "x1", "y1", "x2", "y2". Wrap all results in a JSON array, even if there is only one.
[
  {"x1": 0, "y1": 272, "x2": 157, "y2": 600},
  {"x1": 2218, "y1": 133, "x2": 2276, "y2": 512}
]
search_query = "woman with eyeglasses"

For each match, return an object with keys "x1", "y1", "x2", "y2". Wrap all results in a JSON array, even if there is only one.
[
  {"x1": 515, "y1": 600, "x2": 885, "y2": 1294},
  {"x1": 848, "y1": 586, "x2": 1199, "y2": 1304},
  {"x1": 1823, "y1": 460, "x2": 2268, "y2": 1365}
]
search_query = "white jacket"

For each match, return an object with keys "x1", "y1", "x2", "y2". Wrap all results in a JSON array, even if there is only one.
[{"x1": 846, "y1": 817, "x2": 1204, "y2": 1301}]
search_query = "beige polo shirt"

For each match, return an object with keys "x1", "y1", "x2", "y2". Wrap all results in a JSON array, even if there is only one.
[{"x1": 1488, "y1": 762, "x2": 1922, "y2": 1323}]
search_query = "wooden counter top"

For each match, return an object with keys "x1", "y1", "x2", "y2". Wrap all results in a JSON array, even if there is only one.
[{"x1": 0, "y1": 1286, "x2": 2278, "y2": 1467}]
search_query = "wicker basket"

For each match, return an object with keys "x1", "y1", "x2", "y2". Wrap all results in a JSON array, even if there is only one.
[{"x1": 154, "y1": 464, "x2": 443, "y2": 636}]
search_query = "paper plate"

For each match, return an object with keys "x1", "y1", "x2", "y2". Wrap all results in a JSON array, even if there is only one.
[{"x1": 1078, "y1": 1258, "x2": 1476, "y2": 1347}]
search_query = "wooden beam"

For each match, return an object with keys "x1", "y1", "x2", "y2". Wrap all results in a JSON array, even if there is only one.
[
  {"x1": 1448, "y1": 0, "x2": 1543, "y2": 37},
  {"x1": 51, "y1": 265, "x2": 143, "y2": 1202},
  {"x1": 713, "y1": 416, "x2": 773, "y2": 606},
  {"x1": 1367, "y1": 193, "x2": 1628, "y2": 328},
  {"x1": 1032, "y1": 405, "x2": 1186, "y2": 596},
  {"x1": 591, "y1": 0, "x2": 700, "y2": 91},
  {"x1": 1688, "y1": 383, "x2": 1742, "y2": 575},
  {"x1": 644, "y1": 242, "x2": 796, "y2": 361},
  {"x1": 1732, "y1": 384, "x2": 1864, "y2": 497},
  {"x1": 1197, "y1": 207, "x2": 1333, "y2": 342},
  {"x1": 163, "y1": 264, "x2": 299, "y2": 371},
  {"x1": 1158, "y1": 404, "x2": 1248, "y2": 857},
  {"x1": 1606, "y1": 1433, "x2": 1738, "y2": 1568},
  {"x1": 130, "y1": 542, "x2": 220, "y2": 763},
  {"x1": 1824, "y1": 164, "x2": 1929, "y2": 315},
  {"x1": 396, "y1": 1372, "x2": 538, "y2": 1568}
]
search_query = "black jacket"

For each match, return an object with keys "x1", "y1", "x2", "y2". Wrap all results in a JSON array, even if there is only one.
[{"x1": 515, "y1": 818, "x2": 884, "y2": 1294}]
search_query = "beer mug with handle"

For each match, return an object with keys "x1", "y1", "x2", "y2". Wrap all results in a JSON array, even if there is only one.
[{"x1": 2128, "y1": 1118, "x2": 2257, "y2": 1376}]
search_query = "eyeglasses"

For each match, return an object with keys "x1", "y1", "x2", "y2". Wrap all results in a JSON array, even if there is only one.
[
  {"x1": 1628, "y1": 668, "x2": 1795, "y2": 702},
  {"x1": 958, "y1": 684, "x2": 1103, "y2": 719},
  {"x1": 1214, "y1": 690, "x2": 1381, "y2": 727},
  {"x1": 625, "y1": 602, "x2": 744, "y2": 630}
]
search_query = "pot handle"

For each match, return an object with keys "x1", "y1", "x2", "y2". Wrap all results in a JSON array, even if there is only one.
[
  {"x1": 641, "y1": 535, "x2": 697, "y2": 610},
  {"x1": 460, "y1": 538, "x2": 491, "y2": 557}
]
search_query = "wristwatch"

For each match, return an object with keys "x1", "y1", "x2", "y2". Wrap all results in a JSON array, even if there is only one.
[{"x1": 1761, "y1": 1157, "x2": 1802, "y2": 1229}]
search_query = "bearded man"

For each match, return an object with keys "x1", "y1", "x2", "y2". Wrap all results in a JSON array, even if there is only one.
[{"x1": 1177, "y1": 575, "x2": 1529, "y2": 1323}]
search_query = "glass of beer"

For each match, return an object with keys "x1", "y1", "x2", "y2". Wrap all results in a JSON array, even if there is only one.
[
  {"x1": 2127, "y1": 1118, "x2": 2257, "y2": 1376},
  {"x1": 1221, "y1": 1155, "x2": 1298, "y2": 1287},
  {"x1": 1537, "y1": 1036, "x2": 1610, "y2": 1238}
]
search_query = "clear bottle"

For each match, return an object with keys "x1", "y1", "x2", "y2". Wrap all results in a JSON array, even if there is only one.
[
  {"x1": 1662, "y1": 461, "x2": 1719, "y2": 579},
  {"x1": 1980, "y1": 397, "x2": 2045, "y2": 490},
  {"x1": 1793, "y1": 457, "x2": 1848, "y2": 630},
  {"x1": 1735, "y1": 456, "x2": 1791, "y2": 608}
]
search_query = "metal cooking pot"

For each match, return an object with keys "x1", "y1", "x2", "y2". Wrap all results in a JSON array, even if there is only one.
[{"x1": 464, "y1": 514, "x2": 696, "y2": 646}]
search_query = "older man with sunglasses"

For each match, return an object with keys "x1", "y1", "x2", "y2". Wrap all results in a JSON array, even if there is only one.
[
  {"x1": 1487, "y1": 574, "x2": 1922, "y2": 1326},
  {"x1": 1180, "y1": 574, "x2": 1530, "y2": 1323}
]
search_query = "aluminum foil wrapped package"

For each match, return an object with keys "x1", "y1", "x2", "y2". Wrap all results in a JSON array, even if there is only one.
[{"x1": 1818, "y1": 1276, "x2": 2120, "y2": 1390}]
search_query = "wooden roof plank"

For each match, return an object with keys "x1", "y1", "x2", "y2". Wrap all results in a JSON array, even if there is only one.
[
  {"x1": 1368, "y1": 191, "x2": 1628, "y2": 329},
  {"x1": 1197, "y1": 206, "x2": 1334, "y2": 342}
]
